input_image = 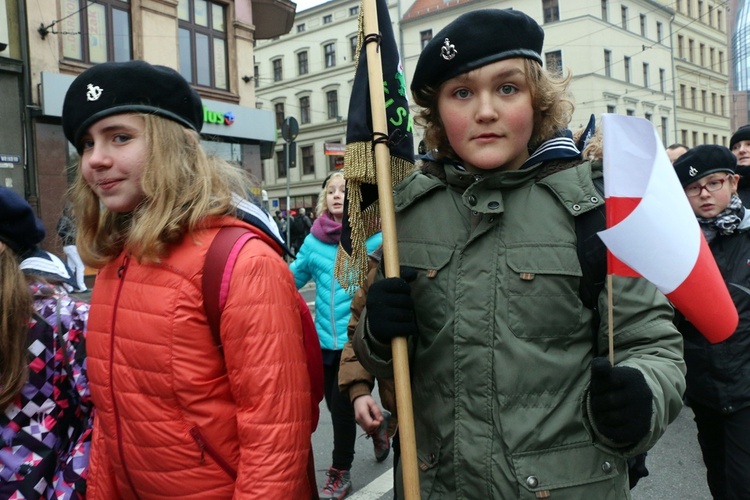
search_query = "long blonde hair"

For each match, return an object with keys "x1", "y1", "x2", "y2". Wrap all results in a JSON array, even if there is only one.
[
  {"x1": 0, "y1": 242, "x2": 32, "y2": 410},
  {"x1": 70, "y1": 114, "x2": 252, "y2": 266}
]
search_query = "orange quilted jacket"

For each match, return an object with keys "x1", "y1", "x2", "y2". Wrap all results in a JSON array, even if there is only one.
[{"x1": 86, "y1": 217, "x2": 313, "y2": 499}]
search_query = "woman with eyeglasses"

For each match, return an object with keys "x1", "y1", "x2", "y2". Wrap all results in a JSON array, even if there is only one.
[{"x1": 673, "y1": 144, "x2": 750, "y2": 500}]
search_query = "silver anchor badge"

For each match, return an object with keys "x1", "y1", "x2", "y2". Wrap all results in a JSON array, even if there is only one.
[
  {"x1": 688, "y1": 166, "x2": 698, "y2": 176},
  {"x1": 86, "y1": 83, "x2": 103, "y2": 102},
  {"x1": 440, "y1": 38, "x2": 457, "y2": 61}
]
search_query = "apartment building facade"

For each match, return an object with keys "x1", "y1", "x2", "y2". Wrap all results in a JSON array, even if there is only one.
[
  {"x1": 660, "y1": 0, "x2": 731, "y2": 146},
  {"x1": 1, "y1": 0, "x2": 293, "y2": 252}
]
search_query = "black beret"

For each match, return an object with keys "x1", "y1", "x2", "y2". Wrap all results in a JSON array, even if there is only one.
[
  {"x1": 0, "y1": 187, "x2": 45, "y2": 255},
  {"x1": 410, "y1": 9, "x2": 544, "y2": 95},
  {"x1": 730, "y1": 124, "x2": 750, "y2": 150},
  {"x1": 62, "y1": 60, "x2": 203, "y2": 151},
  {"x1": 673, "y1": 145, "x2": 736, "y2": 186}
]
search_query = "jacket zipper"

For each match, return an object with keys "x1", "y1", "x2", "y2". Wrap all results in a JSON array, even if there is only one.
[
  {"x1": 189, "y1": 426, "x2": 238, "y2": 480},
  {"x1": 110, "y1": 255, "x2": 141, "y2": 499},
  {"x1": 329, "y1": 268, "x2": 337, "y2": 350}
]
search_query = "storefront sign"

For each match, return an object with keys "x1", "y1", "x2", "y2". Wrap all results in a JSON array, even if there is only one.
[
  {"x1": 0, "y1": 154, "x2": 20, "y2": 163},
  {"x1": 204, "y1": 107, "x2": 235, "y2": 126}
]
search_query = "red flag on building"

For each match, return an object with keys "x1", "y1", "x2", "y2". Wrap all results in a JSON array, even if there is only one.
[{"x1": 598, "y1": 114, "x2": 737, "y2": 343}]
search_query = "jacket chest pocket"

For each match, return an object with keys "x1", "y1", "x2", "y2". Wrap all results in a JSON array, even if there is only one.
[
  {"x1": 399, "y1": 242, "x2": 454, "y2": 336},
  {"x1": 506, "y1": 245, "x2": 583, "y2": 339}
]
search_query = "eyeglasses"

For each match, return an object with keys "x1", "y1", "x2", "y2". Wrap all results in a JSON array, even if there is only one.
[{"x1": 684, "y1": 176, "x2": 730, "y2": 197}]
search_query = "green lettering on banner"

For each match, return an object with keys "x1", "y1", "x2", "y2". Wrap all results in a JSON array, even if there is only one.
[{"x1": 390, "y1": 106, "x2": 406, "y2": 127}]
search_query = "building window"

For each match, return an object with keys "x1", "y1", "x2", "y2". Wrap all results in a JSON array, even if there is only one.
[
  {"x1": 274, "y1": 102, "x2": 285, "y2": 129},
  {"x1": 604, "y1": 49, "x2": 612, "y2": 77},
  {"x1": 680, "y1": 84, "x2": 686, "y2": 107},
  {"x1": 300, "y1": 96, "x2": 311, "y2": 124},
  {"x1": 621, "y1": 6, "x2": 628, "y2": 29},
  {"x1": 719, "y1": 51, "x2": 724, "y2": 73},
  {"x1": 688, "y1": 38, "x2": 694, "y2": 62},
  {"x1": 276, "y1": 149, "x2": 286, "y2": 178},
  {"x1": 709, "y1": 5, "x2": 714, "y2": 26},
  {"x1": 681, "y1": 129, "x2": 688, "y2": 145},
  {"x1": 323, "y1": 14, "x2": 332, "y2": 24},
  {"x1": 701, "y1": 90, "x2": 707, "y2": 111},
  {"x1": 61, "y1": 0, "x2": 132, "y2": 63},
  {"x1": 626, "y1": 109, "x2": 635, "y2": 116},
  {"x1": 656, "y1": 21, "x2": 663, "y2": 42},
  {"x1": 686, "y1": 0, "x2": 692, "y2": 17},
  {"x1": 699, "y1": 43, "x2": 705, "y2": 66},
  {"x1": 659, "y1": 68, "x2": 665, "y2": 93},
  {"x1": 420, "y1": 30, "x2": 433, "y2": 49},
  {"x1": 661, "y1": 117, "x2": 668, "y2": 145},
  {"x1": 545, "y1": 50, "x2": 562, "y2": 75},
  {"x1": 272, "y1": 58, "x2": 283, "y2": 82},
  {"x1": 721, "y1": 95, "x2": 725, "y2": 115},
  {"x1": 301, "y1": 146, "x2": 315, "y2": 175},
  {"x1": 178, "y1": 0, "x2": 228, "y2": 90},
  {"x1": 703, "y1": 132, "x2": 708, "y2": 144},
  {"x1": 690, "y1": 87, "x2": 696, "y2": 109},
  {"x1": 324, "y1": 43, "x2": 336, "y2": 68},
  {"x1": 607, "y1": 104, "x2": 616, "y2": 113},
  {"x1": 678, "y1": 35, "x2": 684, "y2": 58},
  {"x1": 254, "y1": 64, "x2": 259, "y2": 88},
  {"x1": 718, "y1": 9, "x2": 723, "y2": 31},
  {"x1": 624, "y1": 56, "x2": 631, "y2": 83},
  {"x1": 639, "y1": 14, "x2": 646, "y2": 37},
  {"x1": 349, "y1": 5, "x2": 358, "y2": 16},
  {"x1": 692, "y1": 131, "x2": 698, "y2": 147},
  {"x1": 642, "y1": 62, "x2": 649, "y2": 87},
  {"x1": 645, "y1": 112, "x2": 652, "y2": 122},
  {"x1": 712, "y1": 92, "x2": 717, "y2": 114},
  {"x1": 601, "y1": 0, "x2": 608, "y2": 22},
  {"x1": 298, "y1": 51, "x2": 308, "y2": 75},
  {"x1": 676, "y1": 0, "x2": 682, "y2": 13},
  {"x1": 698, "y1": 1, "x2": 704, "y2": 21},
  {"x1": 710, "y1": 48, "x2": 715, "y2": 69},
  {"x1": 327, "y1": 90, "x2": 338, "y2": 119},
  {"x1": 350, "y1": 36, "x2": 358, "y2": 62},
  {"x1": 297, "y1": 23, "x2": 305, "y2": 32},
  {"x1": 543, "y1": 0, "x2": 559, "y2": 23}
]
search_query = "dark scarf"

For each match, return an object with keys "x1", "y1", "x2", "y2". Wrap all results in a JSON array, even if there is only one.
[
  {"x1": 311, "y1": 211, "x2": 342, "y2": 244},
  {"x1": 697, "y1": 193, "x2": 745, "y2": 242}
]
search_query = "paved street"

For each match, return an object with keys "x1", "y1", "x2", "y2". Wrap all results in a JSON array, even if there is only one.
[{"x1": 312, "y1": 399, "x2": 711, "y2": 499}]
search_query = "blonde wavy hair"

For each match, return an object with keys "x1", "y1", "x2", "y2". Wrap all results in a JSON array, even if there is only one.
[
  {"x1": 413, "y1": 59, "x2": 574, "y2": 161},
  {"x1": 70, "y1": 114, "x2": 252, "y2": 267},
  {"x1": 316, "y1": 171, "x2": 345, "y2": 217},
  {"x1": 0, "y1": 242, "x2": 33, "y2": 410}
]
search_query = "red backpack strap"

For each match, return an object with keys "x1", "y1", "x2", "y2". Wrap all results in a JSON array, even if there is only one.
[{"x1": 203, "y1": 226, "x2": 258, "y2": 348}]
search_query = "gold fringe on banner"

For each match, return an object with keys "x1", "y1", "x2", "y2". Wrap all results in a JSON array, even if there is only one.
[{"x1": 334, "y1": 140, "x2": 413, "y2": 295}]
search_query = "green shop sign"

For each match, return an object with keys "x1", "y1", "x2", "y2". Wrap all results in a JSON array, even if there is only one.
[{"x1": 203, "y1": 106, "x2": 235, "y2": 126}]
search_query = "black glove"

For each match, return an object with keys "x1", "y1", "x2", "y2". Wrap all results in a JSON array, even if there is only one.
[
  {"x1": 366, "y1": 268, "x2": 418, "y2": 344},
  {"x1": 589, "y1": 357, "x2": 653, "y2": 446}
]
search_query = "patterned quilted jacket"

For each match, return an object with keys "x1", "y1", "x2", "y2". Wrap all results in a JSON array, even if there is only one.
[
  {"x1": 86, "y1": 216, "x2": 313, "y2": 499},
  {"x1": 0, "y1": 282, "x2": 91, "y2": 499}
]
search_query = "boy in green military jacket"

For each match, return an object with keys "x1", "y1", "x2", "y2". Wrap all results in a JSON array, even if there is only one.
[{"x1": 353, "y1": 9, "x2": 686, "y2": 499}]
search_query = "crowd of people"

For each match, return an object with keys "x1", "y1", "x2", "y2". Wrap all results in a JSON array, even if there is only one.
[{"x1": 1, "y1": 6, "x2": 749, "y2": 500}]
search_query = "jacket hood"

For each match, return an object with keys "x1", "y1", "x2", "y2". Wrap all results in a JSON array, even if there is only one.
[{"x1": 232, "y1": 193, "x2": 292, "y2": 256}]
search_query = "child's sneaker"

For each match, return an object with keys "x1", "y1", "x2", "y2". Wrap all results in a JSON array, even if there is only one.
[
  {"x1": 368, "y1": 409, "x2": 391, "y2": 462},
  {"x1": 319, "y1": 467, "x2": 352, "y2": 500}
]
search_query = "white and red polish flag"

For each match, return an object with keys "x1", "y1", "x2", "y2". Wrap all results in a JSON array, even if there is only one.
[{"x1": 598, "y1": 114, "x2": 737, "y2": 343}]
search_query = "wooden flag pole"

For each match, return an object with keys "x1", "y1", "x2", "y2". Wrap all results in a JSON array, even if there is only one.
[{"x1": 361, "y1": 0, "x2": 420, "y2": 497}]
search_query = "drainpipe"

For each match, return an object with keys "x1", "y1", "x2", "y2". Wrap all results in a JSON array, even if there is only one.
[
  {"x1": 669, "y1": 13, "x2": 679, "y2": 144},
  {"x1": 16, "y1": 0, "x2": 38, "y2": 204}
]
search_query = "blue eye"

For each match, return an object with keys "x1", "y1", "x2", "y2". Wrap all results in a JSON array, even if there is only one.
[
  {"x1": 454, "y1": 88, "x2": 471, "y2": 99},
  {"x1": 499, "y1": 84, "x2": 517, "y2": 95}
]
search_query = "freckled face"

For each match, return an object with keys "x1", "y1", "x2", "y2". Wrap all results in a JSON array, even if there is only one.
[
  {"x1": 437, "y1": 58, "x2": 534, "y2": 173},
  {"x1": 684, "y1": 172, "x2": 739, "y2": 218},
  {"x1": 80, "y1": 114, "x2": 149, "y2": 213}
]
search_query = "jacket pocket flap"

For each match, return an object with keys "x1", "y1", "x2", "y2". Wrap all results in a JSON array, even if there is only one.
[
  {"x1": 399, "y1": 242, "x2": 454, "y2": 272},
  {"x1": 506, "y1": 245, "x2": 582, "y2": 277},
  {"x1": 512, "y1": 442, "x2": 622, "y2": 491}
]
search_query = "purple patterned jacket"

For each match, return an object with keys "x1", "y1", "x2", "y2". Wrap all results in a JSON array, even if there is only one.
[{"x1": 0, "y1": 282, "x2": 91, "y2": 499}]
